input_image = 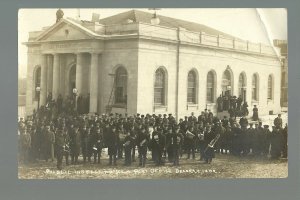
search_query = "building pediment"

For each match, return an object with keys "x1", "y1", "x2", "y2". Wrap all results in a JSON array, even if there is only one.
[{"x1": 35, "y1": 18, "x2": 99, "y2": 42}]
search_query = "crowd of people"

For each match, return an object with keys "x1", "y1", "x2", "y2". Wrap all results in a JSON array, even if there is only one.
[
  {"x1": 42, "y1": 93, "x2": 90, "y2": 118},
  {"x1": 217, "y1": 94, "x2": 249, "y2": 118},
  {"x1": 18, "y1": 96, "x2": 288, "y2": 170}
]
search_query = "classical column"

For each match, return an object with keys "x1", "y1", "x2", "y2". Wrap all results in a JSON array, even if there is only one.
[
  {"x1": 89, "y1": 53, "x2": 99, "y2": 113},
  {"x1": 47, "y1": 55, "x2": 53, "y2": 96},
  {"x1": 52, "y1": 54, "x2": 60, "y2": 100},
  {"x1": 75, "y1": 53, "x2": 83, "y2": 95},
  {"x1": 40, "y1": 54, "x2": 47, "y2": 105}
]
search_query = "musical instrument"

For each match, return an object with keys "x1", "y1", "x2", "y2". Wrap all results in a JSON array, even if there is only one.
[
  {"x1": 92, "y1": 145, "x2": 98, "y2": 151},
  {"x1": 153, "y1": 135, "x2": 159, "y2": 142},
  {"x1": 198, "y1": 133, "x2": 205, "y2": 141},
  {"x1": 63, "y1": 144, "x2": 70, "y2": 153},
  {"x1": 186, "y1": 130, "x2": 195, "y2": 139},
  {"x1": 204, "y1": 134, "x2": 220, "y2": 153},
  {"x1": 123, "y1": 141, "x2": 131, "y2": 147},
  {"x1": 119, "y1": 134, "x2": 126, "y2": 142},
  {"x1": 140, "y1": 139, "x2": 146, "y2": 146}
]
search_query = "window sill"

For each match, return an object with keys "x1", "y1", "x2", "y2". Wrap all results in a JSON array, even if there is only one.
[
  {"x1": 112, "y1": 104, "x2": 127, "y2": 108},
  {"x1": 206, "y1": 102, "x2": 216, "y2": 105},
  {"x1": 187, "y1": 104, "x2": 198, "y2": 110},
  {"x1": 154, "y1": 105, "x2": 168, "y2": 112}
]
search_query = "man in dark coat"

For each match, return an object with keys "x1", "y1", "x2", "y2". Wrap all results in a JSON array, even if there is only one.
[
  {"x1": 92, "y1": 127, "x2": 103, "y2": 164},
  {"x1": 55, "y1": 126, "x2": 69, "y2": 170},
  {"x1": 231, "y1": 123, "x2": 242, "y2": 156},
  {"x1": 107, "y1": 125, "x2": 119, "y2": 166},
  {"x1": 217, "y1": 95, "x2": 223, "y2": 112},
  {"x1": 43, "y1": 125, "x2": 55, "y2": 162},
  {"x1": 69, "y1": 125, "x2": 81, "y2": 164},
  {"x1": 274, "y1": 114, "x2": 283, "y2": 128},
  {"x1": 237, "y1": 95, "x2": 243, "y2": 111},
  {"x1": 20, "y1": 127, "x2": 31, "y2": 164},
  {"x1": 262, "y1": 125, "x2": 271, "y2": 156},
  {"x1": 123, "y1": 131, "x2": 135, "y2": 166},
  {"x1": 270, "y1": 126, "x2": 284, "y2": 159},
  {"x1": 282, "y1": 124, "x2": 288, "y2": 158},
  {"x1": 136, "y1": 126, "x2": 150, "y2": 167},
  {"x1": 152, "y1": 127, "x2": 166, "y2": 166},
  {"x1": 252, "y1": 105, "x2": 259, "y2": 121},
  {"x1": 171, "y1": 126, "x2": 183, "y2": 166},
  {"x1": 203, "y1": 125, "x2": 217, "y2": 164},
  {"x1": 185, "y1": 126, "x2": 196, "y2": 159},
  {"x1": 117, "y1": 124, "x2": 126, "y2": 159},
  {"x1": 80, "y1": 125, "x2": 89, "y2": 163}
]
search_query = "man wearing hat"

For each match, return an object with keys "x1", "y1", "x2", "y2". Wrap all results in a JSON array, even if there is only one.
[
  {"x1": 69, "y1": 125, "x2": 81, "y2": 164},
  {"x1": 185, "y1": 126, "x2": 196, "y2": 160},
  {"x1": 152, "y1": 127, "x2": 166, "y2": 166},
  {"x1": 270, "y1": 126, "x2": 284, "y2": 159},
  {"x1": 262, "y1": 125, "x2": 271, "y2": 156},
  {"x1": 136, "y1": 126, "x2": 150, "y2": 167},
  {"x1": 252, "y1": 105, "x2": 259, "y2": 121},
  {"x1": 19, "y1": 126, "x2": 31, "y2": 164},
  {"x1": 123, "y1": 130, "x2": 135, "y2": 166},
  {"x1": 171, "y1": 125, "x2": 183, "y2": 166},
  {"x1": 274, "y1": 114, "x2": 283, "y2": 128},
  {"x1": 107, "y1": 125, "x2": 119, "y2": 166},
  {"x1": 43, "y1": 125, "x2": 55, "y2": 162},
  {"x1": 55, "y1": 126, "x2": 69, "y2": 170},
  {"x1": 92, "y1": 127, "x2": 103, "y2": 164}
]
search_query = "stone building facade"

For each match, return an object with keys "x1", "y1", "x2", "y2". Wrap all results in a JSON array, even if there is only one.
[
  {"x1": 24, "y1": 10, "x2": 282, "y2": 119},
  {"x1": 273, "y1": 39, "x2": 288, "y2": 107}
]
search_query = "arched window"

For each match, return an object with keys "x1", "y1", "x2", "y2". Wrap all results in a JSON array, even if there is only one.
[
  {"x1": 34, "y1": 66, "x2": 41, "y2": 100},
  {"x1": 154, "y1": 68, "x2": 166, "y2": 105},
  {"x1": 187, "y1": 70, "x2": 197, "y2": 104},
  {"x1": 222, "y1": 69, "x2": 232, "y2": 95},
  {"x1": 252, "y1": 74, "x2": 259, "y2": 101},
  {"x1": 115, "y1": 67, "x2": 127, "y2": 104},
  {"x1": 268, "y1": 75, "x2": 273, "y2": 100},
  {"x1": 207, "y1": 71, "x2": 215, "y2": 102},
  {"x1": 238, "y1": 73, "x2": 247, "y2": 101}
]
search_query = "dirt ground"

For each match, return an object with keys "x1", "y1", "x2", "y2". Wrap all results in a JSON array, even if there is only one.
[{"x1": 18, "y1": 153, "x2": 288, "y2": 179}]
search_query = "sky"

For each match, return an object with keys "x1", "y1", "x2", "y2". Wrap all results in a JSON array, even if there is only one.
[{"x1": 18, "y1": 8, "x2": 287, "y2": 78}]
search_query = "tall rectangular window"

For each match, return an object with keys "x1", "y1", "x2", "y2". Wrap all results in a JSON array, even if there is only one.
[
  {"x1": 187, "y1": 71, "x2": 196, "y2": 104},
  {"x1": 207, "y1": 71, "x2": 215, "y2": 102},
  {"x1": 115, "y1": 67, "x2": 127, "y2": 104},
  {"x1": 268, "y1": 75, "x2": 273, "y2": 100},
  {"x1": 154, "y1": 68, "x2": 166, "y2": 105}
]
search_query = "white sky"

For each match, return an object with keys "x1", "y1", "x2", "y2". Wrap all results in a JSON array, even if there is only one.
[{"x1": 18, "y1": 8, "x2": 287, "y2": 78}]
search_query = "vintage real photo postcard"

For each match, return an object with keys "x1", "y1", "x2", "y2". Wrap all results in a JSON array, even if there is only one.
[{"x1": 18, "y1": 8, "x2": 288, "y2": 179}]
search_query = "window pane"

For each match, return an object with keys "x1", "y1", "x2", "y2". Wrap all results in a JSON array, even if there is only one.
[
  {"x1": 154, "y1": 69, "x2": 165, "y2": 105},
  {"x1": 207, "y1": 71, "x2": 214, "y2": 102},
  {"x1": 187, "y1": 71, "x2": 196, "y2": 103},
  {"x1": 268, "y1": 76, "x2": 272, "y2": 99},
  {"x1": 115, "y1": 67, "x2": 127, "y2": 104}
]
